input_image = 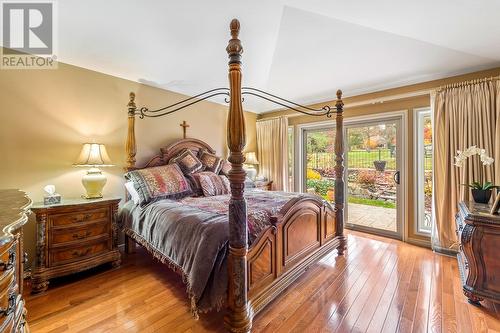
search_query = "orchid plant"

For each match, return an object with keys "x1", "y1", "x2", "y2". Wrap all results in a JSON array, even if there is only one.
[{"x1": 454, "y1": 146, "x2": 497, "y2": 190}]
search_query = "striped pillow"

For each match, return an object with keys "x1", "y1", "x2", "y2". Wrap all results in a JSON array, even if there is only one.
[
  {"x1": 125, "y1": 164, "x2": 192, "y2": 206},
  {"x1": 197, "y1": 172, "x2": 231, "y2": 197}
]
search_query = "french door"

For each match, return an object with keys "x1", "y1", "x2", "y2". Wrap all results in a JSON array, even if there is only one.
[
  {"x1": 344, "y1": 117, "x2": 404, "y2": 239},
  {"x1": 301, "y1": 115, "x2": 405, "y2": 240}
]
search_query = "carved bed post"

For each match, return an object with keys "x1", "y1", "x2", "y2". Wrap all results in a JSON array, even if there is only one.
[
  {"x1": 224, "y1": 19, "x2": 252, "y2": 333},
  {"x1": 126, "y1": 92, "x2": 137, "y2": 171},
  {"x1": 334, "y1": 90, "x2": 346, "y2": 255}
]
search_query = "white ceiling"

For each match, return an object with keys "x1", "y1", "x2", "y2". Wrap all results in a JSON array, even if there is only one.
[{"x1": 52, "y1": 1, "x2": 500, "y2": 112}]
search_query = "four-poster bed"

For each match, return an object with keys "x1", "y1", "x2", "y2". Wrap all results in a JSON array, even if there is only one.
[{"x1": 121, "y1": 19, "x2": 345, "y2": 333}]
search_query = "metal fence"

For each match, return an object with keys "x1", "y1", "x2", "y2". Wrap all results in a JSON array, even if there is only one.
[{"x1": 307, "y1": 147, "x2": 432, "y2": 171}]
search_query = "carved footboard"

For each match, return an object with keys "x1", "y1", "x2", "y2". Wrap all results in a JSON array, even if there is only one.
[{"x1": 247, "y1": 196, "x2": 343, "y2": 315}]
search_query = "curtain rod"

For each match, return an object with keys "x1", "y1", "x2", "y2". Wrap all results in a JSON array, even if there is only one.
[{"x1": 435, "y1": 75, "x2": 500, "y2": 92}]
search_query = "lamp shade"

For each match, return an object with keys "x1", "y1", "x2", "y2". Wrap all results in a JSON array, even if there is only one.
[
  {"x1": 74, "y1": 143, "x2": 113, "y2": 167},
  {"x1": 245, "y1": 152, "x2": 259, "y2": 165}
]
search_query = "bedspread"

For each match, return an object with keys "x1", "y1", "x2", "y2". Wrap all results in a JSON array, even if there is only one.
[{"x1": 118, "y1": 190, "x2": 306, "y2": 315}]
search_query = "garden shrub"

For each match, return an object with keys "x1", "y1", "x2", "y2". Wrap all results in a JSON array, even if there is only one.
[
  {"x1": 307, "y1": 168, "x2": 321, "y2": 180},
  {"x1": 306, "y1": 179, "x2": 334, "y2": 196},
  {"x1": 357, "y1": 170, "x2": 376, "y2": 185}
]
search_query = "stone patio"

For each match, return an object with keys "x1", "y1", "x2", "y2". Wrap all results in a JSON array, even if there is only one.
[{"x1": 347, "y1": 202, "x2": 397, "y2": 232}]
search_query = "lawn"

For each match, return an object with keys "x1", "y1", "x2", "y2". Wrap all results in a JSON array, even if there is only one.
[{"x1": 348, "y1": 196, "x2": 396, "y2": 209}]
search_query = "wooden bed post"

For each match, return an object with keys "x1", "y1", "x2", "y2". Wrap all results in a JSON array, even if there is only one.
[
  {"x1": 126, "y1": 92, "x2": 137, "y2": 171},
  {"x1": 125, "y1": 92, "x2": 137, "y2": 254},
  {"x1": 224, "y1": 19, "x2": 252, "y2": 333},
  {"x1": 334, "y1": 90, "x2": 346, "y2": 255}
]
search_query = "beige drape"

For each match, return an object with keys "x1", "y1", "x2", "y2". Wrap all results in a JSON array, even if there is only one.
[
  {"x1": 256, "y1": 116, "x2": 289, "y2": 191},
  {"x1": 433, "y1": 79, "x2": 500, "y2": 252}
]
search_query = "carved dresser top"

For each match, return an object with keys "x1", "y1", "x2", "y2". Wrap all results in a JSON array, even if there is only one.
[
  {"x1": 0, "y1": 189, "x2": 32, "y2": 246},
  {"x1": 458, "y1": 201, "x2": 500, "y2": 226}
]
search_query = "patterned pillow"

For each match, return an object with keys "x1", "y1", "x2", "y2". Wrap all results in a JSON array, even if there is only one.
[
  {"x1": 185, "y1": 173, "x2": 204, "y2": 197},
  {"x1": 199, "y1": 150, "x2": 222, "y2": 173},
  {"x1": 170, "y1": 149, "x2": 204, "y2": 175},
  {"x1": 197, "y1": 172, "x2": 231, "y2": 197},
  {"x1": 125, "y1": 164, "x2": 192, "y2": 206},
  {"x1": 219, "y1": 159, "x2": 232, "y2": 176}
]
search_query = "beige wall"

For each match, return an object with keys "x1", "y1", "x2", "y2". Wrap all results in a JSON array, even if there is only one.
[
  {"x1": 260, "y1": 67, "x2": 500, "y2": 246},
  {"x1": 0, "y1": 61, "x2": 257, "y2": 266}
]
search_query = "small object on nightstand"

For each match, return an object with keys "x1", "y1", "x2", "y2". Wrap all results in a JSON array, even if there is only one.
[
  {"x1": 31, "y1": 197, "x2": 121, "y2": 294},
  {"x1": 255, "y1": 180, "x2": 273, "y2": 191},
  {"x1": 43, "y1": 184, "x2": 61, "y2": 205},
  {"x1": 74, "y1": 143, "x2": 114, "y2": 199}
]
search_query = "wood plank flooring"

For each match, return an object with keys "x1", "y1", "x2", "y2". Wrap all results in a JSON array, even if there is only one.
[{"x1": 24, "y1": 231, "x2": 500, "y2": 332}]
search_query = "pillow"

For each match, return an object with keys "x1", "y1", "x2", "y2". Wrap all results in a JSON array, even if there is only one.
[
  {"x1": 219, "y1": 159, "x2": 232, "y2": 176},
  {"x1": 197, "y1": 172, "x2": 231, "y2": 197},
  {"x1": 170, "y1": 149, "x2": 204, "y2": 175},
  {"x1": 125, "y1": 181, "x2": 140, "y2": 205},
  {"x1": 199, "y1": 150, "x2": 222, "y2": 173},
  {"x1": 185, "y1": 173, "x2": 204, "y2": 197},
  {"x1": 125, "y1": 164, "x2": 192, "y2": 206}
]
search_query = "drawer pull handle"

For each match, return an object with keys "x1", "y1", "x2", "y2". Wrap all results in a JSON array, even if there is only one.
[
  {"x1": 0, "y1": 250, "x2": 16, "y2": 271},
  {"x1": 72, "y1": 214, "x2": 92, "y2": 223},
  {"x1": 72, "y1": 248, "x2": 91, "y2": 258},
  {"x1": 0, "y1": 294, "x2": 16, "y2": 316},
  {"x1": 72, "y1": 231, "x2": 92, "y2": 240}
]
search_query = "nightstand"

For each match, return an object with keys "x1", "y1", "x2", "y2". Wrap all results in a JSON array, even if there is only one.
[
  {"x1": 30, "y1": 197, "x2": 121, "y2": 293},
  {"x1": 255, "y1": 180, "x2": 273, "y2": 191}
]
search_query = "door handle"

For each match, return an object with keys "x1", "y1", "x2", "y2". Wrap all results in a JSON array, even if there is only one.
[{"x1": 393, "y1": 171, "x2": 401, "y2": 185}]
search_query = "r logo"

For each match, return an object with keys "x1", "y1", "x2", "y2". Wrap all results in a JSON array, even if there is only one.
[{"x1": 2, "y1": 2, "x2": 53, "y2": 54}]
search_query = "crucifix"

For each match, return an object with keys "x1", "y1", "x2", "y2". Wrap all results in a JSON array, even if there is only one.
[{"x1": 180, "y1": 120, "x2": 190, "y2": 139}]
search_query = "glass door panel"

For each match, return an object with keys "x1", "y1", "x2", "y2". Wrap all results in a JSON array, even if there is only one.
[
  {"x1": 303, "y1": 128, "x2": 336, "y2": 202},
  {"x1": 345, "y1": 118, "x2": 402, "y2": 238}
]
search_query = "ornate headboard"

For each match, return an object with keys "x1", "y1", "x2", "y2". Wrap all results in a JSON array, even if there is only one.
[{"x1": 129, "y1": 138, "x2": 217, "y2": 171}]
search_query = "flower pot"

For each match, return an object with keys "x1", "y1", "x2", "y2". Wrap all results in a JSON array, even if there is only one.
[
  {"x1": 471, "y1": 189, "x2": 492, "y2": 204},
  {"x1": 373, "y1": 160, "x2": 387, "y2": 172}
]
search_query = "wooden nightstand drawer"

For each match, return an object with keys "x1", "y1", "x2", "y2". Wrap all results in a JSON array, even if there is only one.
[
  {"x1": 0, "y1": 285, "x2": 16, "y2": 318},
  {"x1": 32, "y1": 197, "x2": 121, "y2": 293},
  {"x1": 49, "y1": 240, "x2": 110, "y2": 266},
  {"x1": 0, "y1": 244, "x2": 16, "y2": 279},
  {"x1": 51, "y1": 208, "x2": 108, "y2": 227},
  {"x1": 50, "y1": 221, "x2": 109, "y2": 247}
]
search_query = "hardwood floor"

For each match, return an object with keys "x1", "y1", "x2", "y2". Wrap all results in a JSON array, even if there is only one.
[{"x1": 25, "y1": 231, "x2": 500, "y2": 333}]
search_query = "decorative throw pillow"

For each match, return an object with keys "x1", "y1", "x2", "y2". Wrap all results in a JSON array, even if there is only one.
[
  {"x1": 125, "y1": 164, "x2": 192, "y2": 206},
  {"x1": 185, "y1": 173, "x2": 204, "y2": 197},
  {"x1": 197, "y1": 172, "x2": 231, "y2": 197},
  {"x1": 199, "y1": 150, "x2": 222, "y2": 173},
  {"x1": 170, "y1": 149, "x2": 204, "y2": 175},
  {"x1": 219, "y1": 159, "x2": 232, "y2": 176}
]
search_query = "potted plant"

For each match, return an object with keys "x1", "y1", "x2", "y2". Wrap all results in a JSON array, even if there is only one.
[
  {"x1": 454, "y1": 146, "x2": 497, "y2": 204},
  {"x1": 373, "y1": 148, "x2": 387, "y2": 172}
]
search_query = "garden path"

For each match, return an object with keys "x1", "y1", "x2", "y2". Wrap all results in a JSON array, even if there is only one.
[{"x1": 348, "y1": 203, "x2": 397, "y2": 232}]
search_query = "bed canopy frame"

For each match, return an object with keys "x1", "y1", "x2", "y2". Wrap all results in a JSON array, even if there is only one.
[{"x1": 125, "y1": 19, "x2": 345, "y2": 333}]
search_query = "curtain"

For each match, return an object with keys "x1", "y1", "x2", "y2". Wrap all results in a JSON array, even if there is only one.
[
  {"x1": 256, "y1": 116, "x2": 289, "y2": 191},
  {"x1": 432, "y1": 79, "x2": 500, "y2": 252}
]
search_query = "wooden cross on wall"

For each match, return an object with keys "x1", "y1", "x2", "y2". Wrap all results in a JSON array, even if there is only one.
[{"x1": 180, "y1": 120, "x2": 190, "y2": 139}]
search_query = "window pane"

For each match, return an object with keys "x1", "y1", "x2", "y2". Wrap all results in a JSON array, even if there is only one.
[
  {"x1": 417, "y1": 112, "x2": 432, "y2": 234},
  {"x1": 304, "y1": 129, "x2": 335, "y2": 202}
]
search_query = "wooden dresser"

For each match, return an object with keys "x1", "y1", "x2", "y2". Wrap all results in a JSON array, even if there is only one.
[
  {"x1": 455, "y1": 201, "x2": 500, "y2": 305},
  {"x1": 31, "y1": 198, "x2": 121, "y2": 294},
  {"x1": 0, "y1": 189, "x2": 31, "y2": 332}
]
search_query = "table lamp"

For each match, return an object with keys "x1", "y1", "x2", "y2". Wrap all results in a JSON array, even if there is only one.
[
  {"x1": 73, "y1": 143, "x2": 113, "y2": 199},
  {"x1": 244, "y1": 152, "x2": 259, "y2": 180}
]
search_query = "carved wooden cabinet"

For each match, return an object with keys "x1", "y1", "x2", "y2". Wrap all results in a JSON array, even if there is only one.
[
  {"x1": 31, "y1": 198, "x2": 121, "y2": 293},
  {"x1": 455, "y1": 201, "x2": 500, "y2": 305},
  {"x1": 0, "y1": 189, "x2": 31, "y2": 332}
]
